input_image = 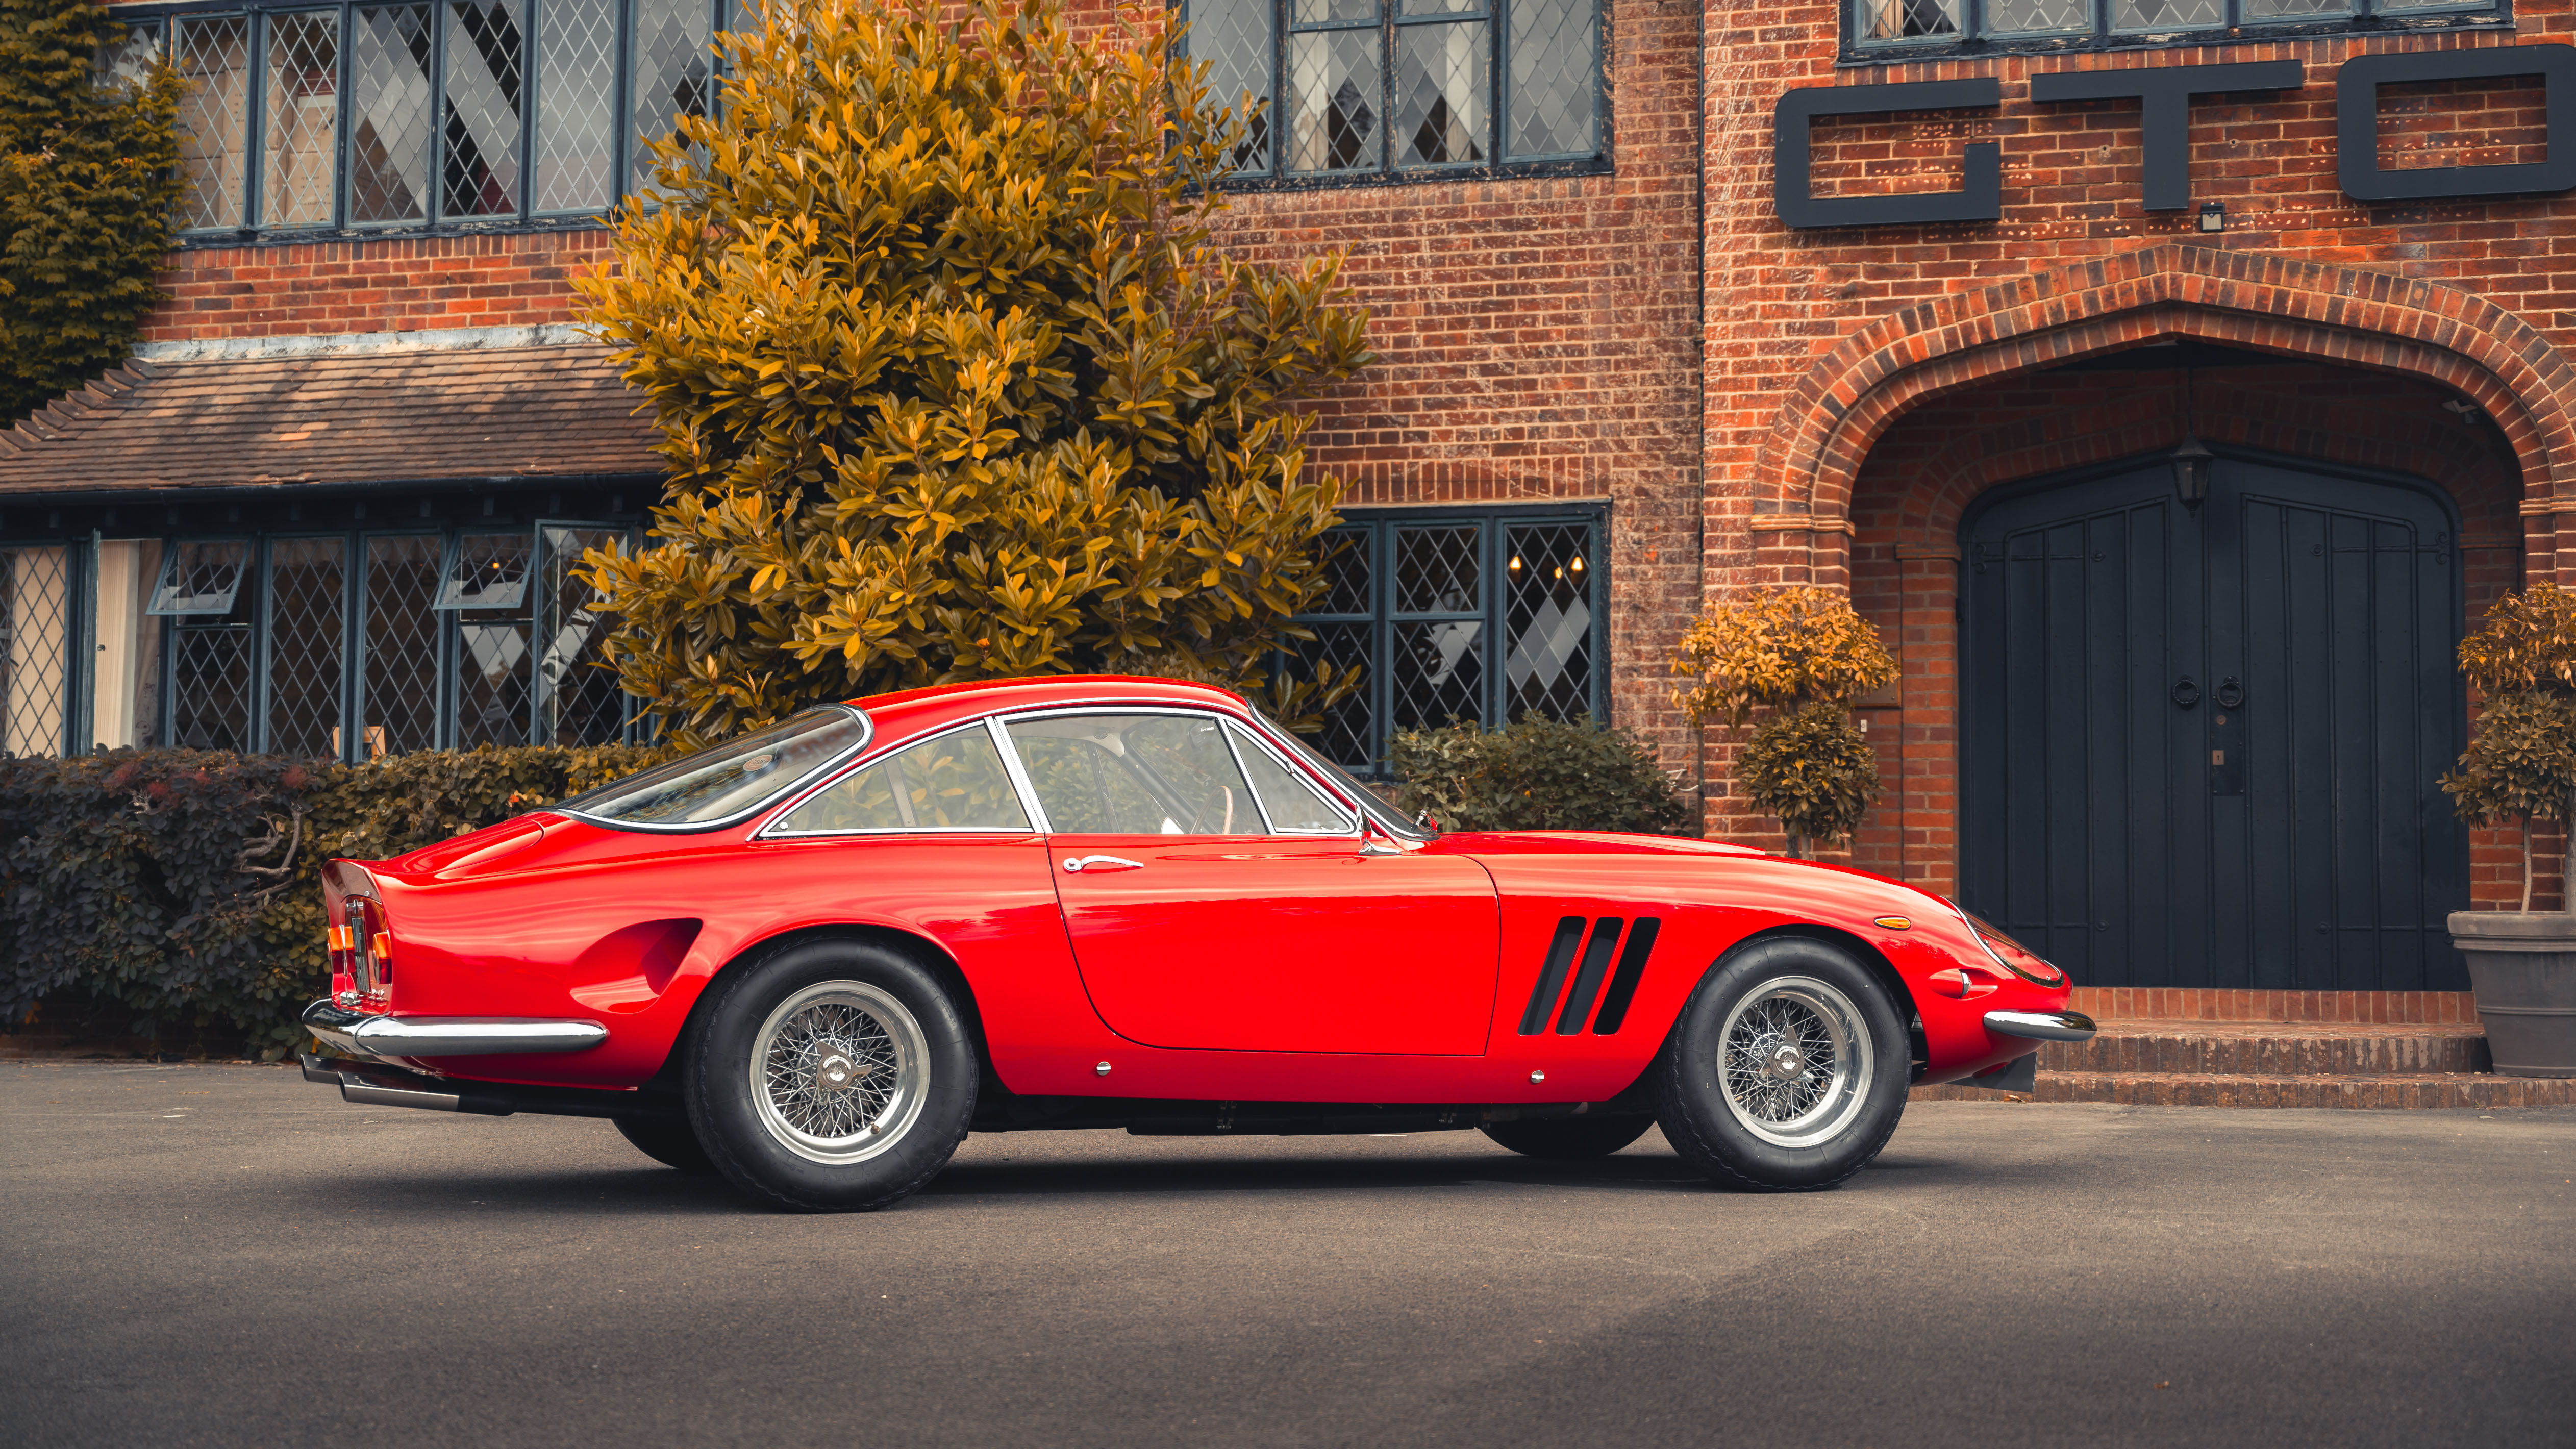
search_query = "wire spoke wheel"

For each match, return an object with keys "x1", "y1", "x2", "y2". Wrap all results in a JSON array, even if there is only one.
[
  {"x1": 748, "y1": 980, "x2": 931, "y2": 1165},
  {"x1": 1714, "y1": 975, "x2": 1873, "y2": 1150}
]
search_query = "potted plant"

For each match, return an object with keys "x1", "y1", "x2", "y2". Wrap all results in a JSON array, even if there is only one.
[
  {"x1": 1670, "y1": 585, "x2": 1897, "y2": 859},
  {"x1": 2442, "y1": 581, "x2": 2576, "y2": 1078}
]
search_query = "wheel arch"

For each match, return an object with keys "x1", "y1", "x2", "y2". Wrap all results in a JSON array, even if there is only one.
[
  {"x1": 641, "y1": 922, "x2": 996, "y2": 1095},
  {"x1": 1719, "y1": 923, "x2": 1930, "y2": 1084}
]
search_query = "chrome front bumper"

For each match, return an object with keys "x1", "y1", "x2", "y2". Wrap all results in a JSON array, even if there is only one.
[
  {"x1": 303, "y1": 1000, "x2": 609, "y2": 1060},
  {"x1": 1983, "y1": 1009, "x2": 2099, "y2": 1043}
]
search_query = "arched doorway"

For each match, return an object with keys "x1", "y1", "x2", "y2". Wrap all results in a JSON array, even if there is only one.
[{"x1": 1959, "y1": 448, "x2": 2469, "y2": 991}]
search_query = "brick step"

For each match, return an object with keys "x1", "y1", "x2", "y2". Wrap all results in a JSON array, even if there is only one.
[
  {"x1": 1912, "y1": 1071, "x2": 2576, "y2": 1109},
  {"x1": 2041, "y1": 1020, "x2": 2491, "y2": 1076}
]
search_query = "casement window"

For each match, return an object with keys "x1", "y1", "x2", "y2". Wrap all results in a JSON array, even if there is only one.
[
  {"x1": 111, "y1": 0, "x2": 719, "y2": 236},
  {"x1": 0, "y1": 520, "x2": 636, "y2": 760},
  {"x1": 1183, "y1": 0, "x2": 1604, "y2": 184},
  {"x1": 1850, "y1": 0, "x2": 2505, "y2": 56},
  {"x1": 1281, "y1": 506, "x2": 1605, "y2": 773}
]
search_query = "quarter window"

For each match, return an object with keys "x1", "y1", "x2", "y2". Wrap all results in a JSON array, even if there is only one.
[
  {"x1": 776, "y1": 726, "x2": 1033, "y2": 834},
  {"x1": 132, "y1": 0, "x2": 718, "y2": 235},
  {"x1": 1185, "y1": 0, "x2": 1602, "y2": 184},
  {"x1": 1280, "y1": 507, "x2": 1604, "y2": 773}
]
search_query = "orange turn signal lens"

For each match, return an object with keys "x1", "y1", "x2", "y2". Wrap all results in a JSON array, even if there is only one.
[
  {"x1": 1873, "y1": 916, "x2": 1912, "y2": 931},
  {"x1": 327, "y1": 924, "x2": 354, "y2": 953}
]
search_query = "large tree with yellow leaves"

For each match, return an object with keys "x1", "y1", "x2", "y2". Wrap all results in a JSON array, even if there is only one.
[{"x1": 577, "y1": 0, "x2": 1370, "y2": 745}]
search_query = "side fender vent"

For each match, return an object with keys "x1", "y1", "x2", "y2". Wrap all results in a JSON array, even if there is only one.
[{"x1": 1517, "y1": 916, "x2": 1662, "y2": 1036}]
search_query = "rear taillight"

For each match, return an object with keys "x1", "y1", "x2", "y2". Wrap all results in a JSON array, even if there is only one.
[{"x1": 322, "y1": 864, "x2": 390, "y2": 1006}]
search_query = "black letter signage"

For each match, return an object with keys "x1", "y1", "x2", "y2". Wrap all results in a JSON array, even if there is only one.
[
  {"x1": 2031, "y1": 61, "x2": 2303, "y2": 211},
  {"x1": 1774, "y1": 79, "x2": 2002, "y2": 229},
  {"x1": 2338, "y1": 45, "x2": 2576, "y2": 202}
]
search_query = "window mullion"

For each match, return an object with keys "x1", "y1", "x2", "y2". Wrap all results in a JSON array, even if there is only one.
[
  {"x1": 520, "y1": 0, "x2": 539, "y2": 216},
  {"x1": 244, "y1": 10, "x2": 269, "y2": 227},
  {"x1": 610, "y1": 0, "x2": 630, "y2": 207},
  {"x1": 427, "y1": 0, "x2": 448, "y2": 223},
  {"x1": 1379, "y1": 3, "x2": 1393, "y2": 174}
]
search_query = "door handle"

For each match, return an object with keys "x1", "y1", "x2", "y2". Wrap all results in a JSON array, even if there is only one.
[
  {"x1": 1062, "y1": 855, "x2": 1143, "y2": 874},
  {"x1": 2171, "y1": 677, "x2": 2201, "y2": 710},
  {"x1": 2214, "y1": 677, "x2": 2245, "y2": 710}
]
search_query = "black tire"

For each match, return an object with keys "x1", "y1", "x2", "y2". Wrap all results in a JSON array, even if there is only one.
[
  {"x1": 682, "y1": 938, "x2": 979, "y2": 1212},
  {"x1": 1480, "y1": 1114, "x2": 1656, "y2": 1160},
  {"x1": 613, "y1": 1114, "x2": 717, "y2": 1175},
  {"x1": 1654, "y1": 935, "x2": 1908, "y2": 1193}
]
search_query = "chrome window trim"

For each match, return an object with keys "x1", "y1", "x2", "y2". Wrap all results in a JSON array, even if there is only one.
[
  {"x1": 1237, "y1": 709, "x2": 1430, "y2": 841},
  {"x1": 753, "y1": 714, "x2": 1043, "y2": 839},
  {"x1": 1220, "y1": 719, "x2": 1359, "y2": 836},
  {"x1": 553, "y1": 704, "x2": 873, "y2": 834}
]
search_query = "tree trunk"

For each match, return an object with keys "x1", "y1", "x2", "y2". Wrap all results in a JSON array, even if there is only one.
[{"x1": 2522, "y1": 812, "x2": 2535, "y2": 914}]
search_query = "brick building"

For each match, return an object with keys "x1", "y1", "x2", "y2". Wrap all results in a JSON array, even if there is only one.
[{"x1": 3, "y1": 0, "x2": 2571, "y2": 1000}]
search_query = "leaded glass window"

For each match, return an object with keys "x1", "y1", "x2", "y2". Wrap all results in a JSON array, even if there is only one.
[
  {"x1": 1852, "y1": 0, "x2": 2487, "y2": 53},
  {"x1": 362, "y1": 534, "x2": 442, "y2": 755},
  {"x1": 537, "y1": 526, "x2": 623, "y2": 745},
  {"x1": 140, "y1": 0, "x2": 727, "y2": 233},
  {"x1": 175, "y1": 16, "x2": 252, "y2": 229},
  {"x1": 262, "y1": 10, "x2": 341, "y2": 226},
  {"x1": 265, "y1": 536, "x2": 348, "y2": 758},
  {"x1": 1190, "y1": 0, "x2": 1599, "y2": 184},
  {"x1": 1280, "y1": 508, "x2": 1603, "y2": 772},
  {"x1": 171, "y1": 551, "x2": 257, "y2": 752},
  {"x1": 2, "y1": 546, "x2": 72, "y2": 758}
]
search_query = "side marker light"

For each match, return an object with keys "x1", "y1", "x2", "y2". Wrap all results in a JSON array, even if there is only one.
[{"x1": 1873, "y1": 916, "x2": 1912, "y2": 931}]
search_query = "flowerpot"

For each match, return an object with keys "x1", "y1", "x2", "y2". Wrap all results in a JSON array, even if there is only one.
[{"x1": 2446, "y1": 912, "x2": 2576, "y2": 1078}]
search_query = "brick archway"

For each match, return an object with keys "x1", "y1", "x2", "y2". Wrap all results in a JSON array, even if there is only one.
[{"x1": 1753, "y1": 245, "x2": 2576, "y2": 575}]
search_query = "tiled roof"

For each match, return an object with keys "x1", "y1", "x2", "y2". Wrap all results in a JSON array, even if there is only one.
[{"x1": 0, "y1": 343, "x2": 663, "y2": 495}]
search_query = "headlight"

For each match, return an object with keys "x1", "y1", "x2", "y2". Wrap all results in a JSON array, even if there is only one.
[{"x1": 1945, "y1": 899, "x2": 2066, "y2": 987}]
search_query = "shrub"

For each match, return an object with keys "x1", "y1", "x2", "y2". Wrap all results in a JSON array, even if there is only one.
[
  {"x1": 1670, "y1": 586, "x2": 1897, "y2": 857},
  {"x1": 572, "y1": 0, "x2": 1370, "y2": 748},
  {"x1": 1388, "y1": 716, "x2": 1692, "y2": 836},
  {"x1": 1, "y1": 0, "x2": 182, "y2": 418},
  {"x1": 1, "y1": 743, "x2": 672, "y2": 1056},
  {"x1": 2444, "y1": 583, "x2": 2576, "y2": 910}
]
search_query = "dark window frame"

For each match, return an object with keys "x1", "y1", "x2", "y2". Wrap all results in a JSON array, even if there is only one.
[
  {"x1": 112, "y1": 0, "x2": 723, "y2": 242},
  {"x1": 1841, "y1": 0, "x2": 2510, "y2": 61},
  {"x1": 1182, "y1": 0, "x2": 1612, "y2": 191},
  {"x1": 1286, "y1": 502, "x2": 1608, "y2": 775}
]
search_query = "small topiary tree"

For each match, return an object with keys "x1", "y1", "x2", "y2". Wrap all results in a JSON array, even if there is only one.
[
  {"x1": 2442, "y1": 582, "x2": 2576, "y2": 911},
  {"x1": 0, "y1": 0, "x2": 181, "y2": 419},
  {"x1": 1671, "y1": 585, "x2": 1898, "y2": 857},
  {"x1": 574, "y1": 0, "x2": 1370, "y2": 747}
]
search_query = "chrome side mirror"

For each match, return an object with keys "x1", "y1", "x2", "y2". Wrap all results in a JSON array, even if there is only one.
[{"x1": 1359, "y1": 818, "x2": 1406, "y2": 856}]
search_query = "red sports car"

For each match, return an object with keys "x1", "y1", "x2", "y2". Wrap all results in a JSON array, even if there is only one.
[{"x1": 301, "y1": 676, "x2": 2094, "y2": 1211}]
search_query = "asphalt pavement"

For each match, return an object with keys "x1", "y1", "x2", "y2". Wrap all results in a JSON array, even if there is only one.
[{"x1": 4, "y1": 1060, "x2": 2571, "y2": 1448}]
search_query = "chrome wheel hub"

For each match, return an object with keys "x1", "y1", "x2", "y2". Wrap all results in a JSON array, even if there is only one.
[
  {"x1": 749, "y1": 981, "x2": 930, "y2": 1165},
  {"x1": 1716, "y1": 976, "x2": 1874, "y2": 1150}
]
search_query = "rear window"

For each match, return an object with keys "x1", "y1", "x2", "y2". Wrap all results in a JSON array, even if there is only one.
[{"x1": 554, "y1": 707, "x2": 873, "y2": 829}]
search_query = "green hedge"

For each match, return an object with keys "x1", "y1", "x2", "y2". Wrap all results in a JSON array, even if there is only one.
[
  {"x1": 1389, "y1": 716, "x2": 1694, "y2": 836},
  {"x1": 0, "y1": 743, "x2": 671, "y2": 1056}
]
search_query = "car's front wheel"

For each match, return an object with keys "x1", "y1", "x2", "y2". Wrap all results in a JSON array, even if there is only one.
[
  {"x1": 683, "y1": 938, "x2": 978, "y2": 1212},
  {"x1": 1654, "y1": 936, "x2": 1908, "y2": 1192}
]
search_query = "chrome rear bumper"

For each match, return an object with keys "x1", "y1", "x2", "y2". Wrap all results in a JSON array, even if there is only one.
[
  {"x1": 303, "y1": 1000, "x2": 608, "y2": 1060},
  {"x1": 1983, "y1": 1008, "x2": 2098, "y2": 1043}
]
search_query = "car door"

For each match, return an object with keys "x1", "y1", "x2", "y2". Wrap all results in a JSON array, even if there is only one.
[{"x1": 1004, "y1": 710, "x2": 1500, "y2": 1056}]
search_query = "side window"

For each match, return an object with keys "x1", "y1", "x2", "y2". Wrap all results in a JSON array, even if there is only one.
[
  {"x1": 1006, "y1": 713, "x2": 1260, "y2": 835},
  {"x1": 1226, "y1": 723, "x2": 1354, "y2": 833},
  {"x1": 777, "y1": 725, "x2": 1031, "y2": 833}
]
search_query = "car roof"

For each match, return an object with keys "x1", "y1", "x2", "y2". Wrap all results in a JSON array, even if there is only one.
[{"x1": 844, "y1": 675, "x2": 1257, "y2": 740}]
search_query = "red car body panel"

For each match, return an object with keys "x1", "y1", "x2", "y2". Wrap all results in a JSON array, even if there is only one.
[{"x1": 335, "y1": 677, "x2": 2076, "y2": 1105}]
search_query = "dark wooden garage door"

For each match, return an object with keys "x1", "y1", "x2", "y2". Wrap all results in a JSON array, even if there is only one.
[{"x1": 1960, "y1": 454, "x2": 2468, "y2": 991}]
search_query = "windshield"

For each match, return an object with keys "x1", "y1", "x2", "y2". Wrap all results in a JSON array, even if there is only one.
[
  {"x1": 554, "y1": 706, "x2": 873, "y2": 829},
  {"x1": 1251, "y1": 708, "x2": 1434, "y2": 840}
]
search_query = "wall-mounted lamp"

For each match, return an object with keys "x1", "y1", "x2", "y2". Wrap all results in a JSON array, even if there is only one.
[
  {"x1": 2197, "y1": 201, "x2": 2225, "y2": 234},
  {"x1": 2171, "y1": 435, "x2": 2215, "y2": 509}
]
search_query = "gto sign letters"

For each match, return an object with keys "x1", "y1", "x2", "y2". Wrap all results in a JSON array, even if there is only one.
[{"x1": 1774, "y1": 44, "x2": 2576, "y2": 228}]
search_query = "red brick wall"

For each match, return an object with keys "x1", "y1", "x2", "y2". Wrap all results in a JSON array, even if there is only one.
[
  {"x1": 1695, "y1": 2, "x2": 2576, "y2": 893},
  {"x1": 140, "y1": 229, "x2": 607, "y2": 342}
]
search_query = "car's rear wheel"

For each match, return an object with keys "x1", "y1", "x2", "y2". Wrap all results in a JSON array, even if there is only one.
[
  {"x1": 683, "y1": 938, "x2": 978, "y2": 1212},
  {"x1": 1654, "y1": 936, "x2": 1908, "y2": 1192},
  {"x1": 612, "y1": 1114, "x2": 716, "y2": 1175},
  {"x1": 1480, "y1": 1115, "x2": 1655, "y2": 1160}
]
